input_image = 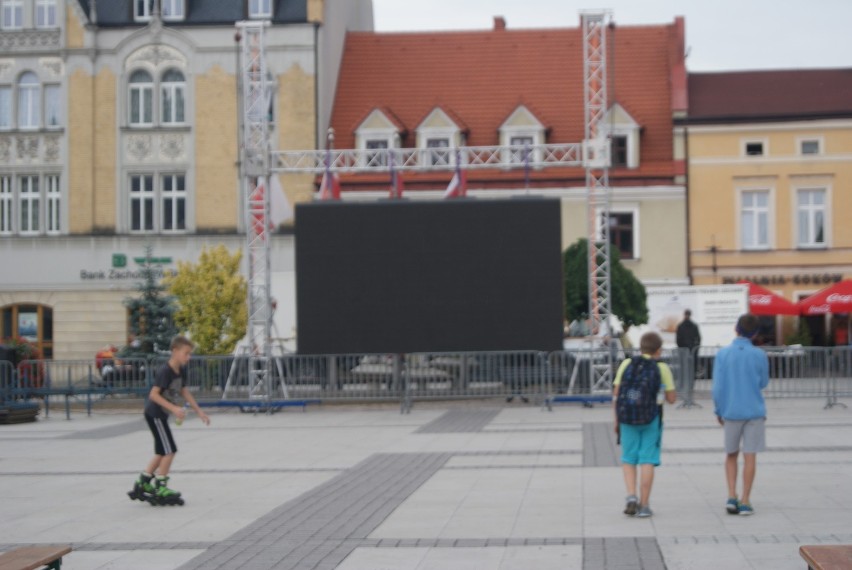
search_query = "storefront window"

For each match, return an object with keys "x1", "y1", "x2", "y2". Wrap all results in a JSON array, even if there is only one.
[{"x1": 0, "y1": 304, "x2": 53, "y2": 359}]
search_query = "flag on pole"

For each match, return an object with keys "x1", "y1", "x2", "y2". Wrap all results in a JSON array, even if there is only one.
[
  {"x1": 318, "y1": 170, "x2": 341, "y2": 200},
  {"x1": 443, "y1": 165, "x2": 467, "y2": 199},
  {"x1": 389, "y1": 153, "x2": 404, "y2": 199},
  {"x1": 269, "y1": 174, "x2": 293, "y2": 225}
]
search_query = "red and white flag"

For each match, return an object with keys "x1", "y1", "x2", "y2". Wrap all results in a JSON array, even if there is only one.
[
  {"x1": 390, "y1": 170, "x2": 405, "y2": 199},
  {"x1": 443, "y1": 168, "x2": 467, "y2": 198},
  {"x1": 318, "y1": 170, "x2": 341, "y2": 201}
]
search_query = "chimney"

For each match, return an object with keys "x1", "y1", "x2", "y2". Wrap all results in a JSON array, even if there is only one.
[{"x1": 493, "y1": 16, "x2": 506, "y2": 30}]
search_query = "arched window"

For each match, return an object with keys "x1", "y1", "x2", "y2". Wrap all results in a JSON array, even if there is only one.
[
  {"x1": 17, "y1": 72, "x2": 39, "y2": 129},
  {"x1": 160, "y1": 69, "x2": 185, "y2": 125},
  {"x1": 129, "y1": 70, "x2": 153, "y2": 126}
]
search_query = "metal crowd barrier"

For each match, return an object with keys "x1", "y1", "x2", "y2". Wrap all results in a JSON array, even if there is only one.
[{"x1": 2, "y1": 344, "x2": 851, "y2": 419}]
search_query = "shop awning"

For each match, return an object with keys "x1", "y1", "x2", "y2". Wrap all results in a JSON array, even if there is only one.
[
  {"x1": 738, "y1": 280, "x2": 800, "y2": 316},
  {"x1": 798, "y1": 280, "x2": 852, "y2": 315}
]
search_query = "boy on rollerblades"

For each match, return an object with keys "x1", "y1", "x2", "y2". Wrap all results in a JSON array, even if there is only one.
[{"x1": 128, "y1": 335, "x2": 210, "y2": 506}]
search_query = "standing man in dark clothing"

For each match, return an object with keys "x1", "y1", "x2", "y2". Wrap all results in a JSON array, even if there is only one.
[
  {"x1": 676, "y1": 310, "x2": 701, "y2": 349},
  {"x1": 676, "y1": 309, "x2": 702, "y2": 381}
]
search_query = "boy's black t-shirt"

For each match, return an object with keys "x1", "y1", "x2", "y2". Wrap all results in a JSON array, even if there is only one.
[{"x1": 144, "y1": 363, "x2": 183, "y2": 419}]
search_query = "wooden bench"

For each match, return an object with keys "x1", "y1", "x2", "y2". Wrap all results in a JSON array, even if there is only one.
[
  {"x1": 0, "y1": 546, "x2": 71, "y2": 570},
  {"x1": 800, "y1": 545, "x2": 852, "y2": 570}
]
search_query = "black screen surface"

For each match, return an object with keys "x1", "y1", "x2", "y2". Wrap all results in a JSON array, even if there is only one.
[{"x1": 295, "y1": 198, "x2": 563, "y2": 354}]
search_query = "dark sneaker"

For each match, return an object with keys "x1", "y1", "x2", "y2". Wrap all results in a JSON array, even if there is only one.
[
  {"x1": 624, "y1": 495, "x2": 638, "y2": 516},
  {"x1": 738, "y1": 503, "x2": 754, "y2": 516},
  {"x1": 726, "y1": 498, "x2": 740, "y2": 515},
  {"x1": 636, "y1": 505, "x2": 653, "y2": 518}
]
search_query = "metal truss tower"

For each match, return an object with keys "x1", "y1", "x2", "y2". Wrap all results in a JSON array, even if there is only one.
[
  {"x1": 235, "y1": 21, "x2": 275, "y2": 401},
  {"x1": 582, "y1": 11, "x2": 615, "y2": 392}
]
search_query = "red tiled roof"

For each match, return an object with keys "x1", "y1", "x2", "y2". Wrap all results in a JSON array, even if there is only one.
[
  {"x1": 329, "y1": 19, "x2": 685, "y2": 185},
  {"x1": 688, "y1": 69, "x2": 852, "y2": 122}
]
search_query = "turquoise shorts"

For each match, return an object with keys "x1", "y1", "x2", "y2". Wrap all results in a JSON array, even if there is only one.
[{"x1": 620, "y1": 418, "x2": 662, "y2": 466}]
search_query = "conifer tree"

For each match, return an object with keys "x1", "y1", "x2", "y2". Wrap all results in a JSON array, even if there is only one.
[{"x1": 123, "y1": 245, "x2": 178, "y2": 355}]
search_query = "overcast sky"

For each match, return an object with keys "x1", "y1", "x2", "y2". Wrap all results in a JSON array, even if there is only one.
[{"x1": 371, "y1": 0, "x2": 852, "y2": 72}]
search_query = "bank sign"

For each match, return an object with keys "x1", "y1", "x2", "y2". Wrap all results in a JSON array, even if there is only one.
[{"x1": 79, "y1": 254, "x2": 175, "y2": 281}]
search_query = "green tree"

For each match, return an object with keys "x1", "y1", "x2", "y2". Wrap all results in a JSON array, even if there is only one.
[
  {"x1": 563, "y1": 238, "x2": 649, "y2": 328},
  {"x1": 165, "y1": 245, "x2": 247, "y2": 355},
  {"x1": 124, "y1": 245, "x2": 178, "y2": 355}
]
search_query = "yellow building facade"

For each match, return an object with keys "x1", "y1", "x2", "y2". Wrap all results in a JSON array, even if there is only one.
[
  {"x1": 0, "y1": 0, "x2": 372, "y2": 359},
  {"x1": 686, "y1": 70, "x2": 852, "y2": 345}
]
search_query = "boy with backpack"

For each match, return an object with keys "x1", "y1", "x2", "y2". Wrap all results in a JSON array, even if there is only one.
[{"x1": 613, "y1": 331, "x2": 677, "y2": 518}]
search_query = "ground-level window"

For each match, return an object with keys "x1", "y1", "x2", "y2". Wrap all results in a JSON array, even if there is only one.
[{"x1": 1, "y1": 304, "x2": 54, "y2": 360}]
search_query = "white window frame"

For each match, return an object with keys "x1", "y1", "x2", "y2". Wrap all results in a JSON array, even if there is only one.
[
  {"x1": 129, "y1": 172, "x2": 189, "y2": 234},
  {"x1": 45, "y1": 174, "x2": 60, "y2": 234},
  {"x1": 0, "y1": 176, "x2": 12, "y2": 235},
  {"x1": 160, "y1": 0, "x2": 184, "y2": 21},
  {"x1": 128, "y1": 70, "x2": 154, "y2": 127},
  {"x1": 44, "y1": 84, "x2": 61, "y2": 129},
  {"x1": 596, "y1": 206, "x2": 640, "y2": 260},
  {"x1": 798, "y1": 136, "x2": 823, "y2": 156},
  {"x1": 355, "y1": 129, "x2": 396, "y2": 168},
  {"x1": 134, "y1": 0, "x2": 154, "y2": 22},
  {"x1": 36, "y1": 0, "x2": 57, "y2": 28},
  {"x1": 0, "y1": 86, "x2": 11, "y2": 130},
  {"x1": 17, "y1": 72, "x2": 40, "y2": 130},
  {"x1": 160, "y1": 173, "x2": 187, "y2": 232},
  {"x1": 738, "y1": 188, "x2": 772, "y2": 251},
  {"x1": 0, "y1": 174, "x2": 60, "y2": 235},
  {"x1": 1, "y1": 0, "x2": 22, "y2": 30},
  {"x1": 795, "y1": 187, "x2": 829, "y2": 249},
  {"x1": 249, "y1": 0, "x2": 272, "y2": 18},
  {"x1": 742, "y1": 138, "x2": 768, "y2": 157},
  {"x1": 130, "y1": 174, "x2": 155, "y2": 232},
  {"x1": 19, "y1": 175, "x2": 40, "y2": 235},
  {"x1": 424, "y1": 137, "x2": 451, "y2": 166},
  {"x1": 160, "y1": 70, "x2": 186, "y2": 125}
]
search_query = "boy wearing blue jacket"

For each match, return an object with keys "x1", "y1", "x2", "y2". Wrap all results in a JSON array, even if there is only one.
[{"x1": 712, "y1": 313, "x2": 769, "y2": 516}]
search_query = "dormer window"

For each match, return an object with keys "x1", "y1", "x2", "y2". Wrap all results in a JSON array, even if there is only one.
[
  {"x1": 249, "y1": 0, "x2": 272, "y2": 18},
  {"x1": 610, "y1": 135, "x2": 628, "y2": 167},
  {"x1": 599, "y1": 104, "x2": 641, "y2": 169},
  {"x1": 355, "y1": 108, "x2": 404, "y2": 168},
  {"x1": 365, "y1": 139, "x2": 389, "y2": 167},
  {"x1": 499, "y1": 106, "x2": 546, "y2": 165},
  {"x1": 415, "y1": 107, "x2": 464, "y2": 167}
]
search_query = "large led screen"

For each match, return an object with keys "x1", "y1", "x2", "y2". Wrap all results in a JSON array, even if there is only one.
[{"x1": 295, "y1": 198, "x2": 563, "y2": 354}]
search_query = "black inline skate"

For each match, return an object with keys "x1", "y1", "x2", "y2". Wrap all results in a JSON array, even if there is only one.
[
  {"x1": 149, "y1": 475, "x2": 185, "y2": 506},
  {"x1": 127, "y1": 472, "x2": 156, "y2": 503}
]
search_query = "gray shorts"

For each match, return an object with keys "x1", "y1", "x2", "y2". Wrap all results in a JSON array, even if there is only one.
[{"x1": 724, "y1": 418, "x2": 766, "y2": 454}]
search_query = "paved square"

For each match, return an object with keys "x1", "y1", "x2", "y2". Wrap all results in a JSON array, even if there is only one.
[{"x1": 1, "y1": 398, "x2": 851, "y2": 569}]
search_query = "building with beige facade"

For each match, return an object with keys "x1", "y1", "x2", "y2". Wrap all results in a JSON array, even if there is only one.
[
  {"x1": 685, "y1": 69, "x2": 852, "y2": 345},
  {"x1": 0, "y1": 0, "x2": 372, "y2": 359}
]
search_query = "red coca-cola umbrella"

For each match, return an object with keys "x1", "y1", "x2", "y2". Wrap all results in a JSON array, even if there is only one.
[
  {"x1": 738, "y1": 280, "x2": 800, "y2": 316},
  {"x1": 798, "y1": 280, "x2": 852, "y2": 315}
]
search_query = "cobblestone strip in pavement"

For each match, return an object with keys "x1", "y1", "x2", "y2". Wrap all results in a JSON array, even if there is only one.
[
  {"x1": 176, "y1": 453, "x2": 451, "y2": 570},
  {"x1": 583, "y1": 537, "x2": 666, "y2": 570},
  {"x1": 583, "y1": 422, "x2": 620, "y2": 467},
  {"x1": 415, "y1": 409, "x2": 502, "y2": 433}
]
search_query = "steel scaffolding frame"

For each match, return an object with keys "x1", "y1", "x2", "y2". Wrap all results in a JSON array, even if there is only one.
[
  {"x1": 581, "y1": 11, "x2": 615, "y2": 392},
  {"x1": 230, "y1": 21, "x2": 277, "y2": 401},
  {"x1": 238, "y1": 12, "x2": 615, "y2": 397}
]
